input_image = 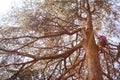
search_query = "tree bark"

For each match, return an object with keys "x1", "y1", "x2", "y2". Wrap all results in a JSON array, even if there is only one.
[
  {"x1": 86, "y1": 30, "x2": 103, "y2": 80},
  {"x1": 83, "y1": 0, "x2": 103, "y2": 80}
]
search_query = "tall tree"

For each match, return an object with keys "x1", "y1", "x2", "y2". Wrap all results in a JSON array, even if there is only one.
[{"x1": 0, "y1": 0, "x2": 120, "y2": 80}]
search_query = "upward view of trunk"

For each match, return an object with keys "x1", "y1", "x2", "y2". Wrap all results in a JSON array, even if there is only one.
[
  {"x1": 84, "y1": 18, "x2": 103, "y2": 80},
  {"x1": 85, "y1": 30, "x2": 103, "y2": 80},
  {"x1": 84, "y1": 0, "x2": 103, "y2": 80}
]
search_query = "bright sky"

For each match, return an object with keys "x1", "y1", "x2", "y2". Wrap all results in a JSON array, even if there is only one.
[
  {"x1": 0, "y1": 0, "x2": 12, "y2": 14},
  {"x1": 0, "y1": 0, "x2": 20, "y2": 16}
]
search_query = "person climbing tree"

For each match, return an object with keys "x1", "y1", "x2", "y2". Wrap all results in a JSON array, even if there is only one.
[{"x1": 97, "y1": 35, "x2": 107, "y2": 49}]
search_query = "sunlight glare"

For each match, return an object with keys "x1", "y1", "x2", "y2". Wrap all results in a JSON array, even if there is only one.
[{"x1": 0, "y1": 0, "x2": 14, "y2": 14}]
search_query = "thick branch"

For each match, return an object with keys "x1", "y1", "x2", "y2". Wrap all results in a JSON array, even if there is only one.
[{"x1": 36, "y1": 40, "x2": 83, "y2": 60}]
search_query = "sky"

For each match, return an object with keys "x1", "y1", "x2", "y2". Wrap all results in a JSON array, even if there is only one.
[{"x1": 0, "y1": 0, "x2": 20, "y2": 16}]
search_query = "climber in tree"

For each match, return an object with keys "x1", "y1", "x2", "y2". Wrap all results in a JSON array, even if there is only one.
[{"x1": 97, "y1": 35, "x2": 108, "y2": 49}]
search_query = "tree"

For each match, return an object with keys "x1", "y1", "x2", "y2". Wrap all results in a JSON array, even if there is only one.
[{"x1": 0, "y1": 0, "x2": 120, "y2": 80}]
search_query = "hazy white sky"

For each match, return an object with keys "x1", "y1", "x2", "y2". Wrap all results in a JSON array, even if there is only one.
[{"x1": 0, "y1": 0, "x2": 20, "y2": 15}]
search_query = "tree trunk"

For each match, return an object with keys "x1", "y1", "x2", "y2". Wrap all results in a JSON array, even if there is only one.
[
  {"x1": 83, "y1": 0, "x2": 103, "y2": 80},
  {"x1": 86, "y1": 30, "x2": 103, "y2": 80}
]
